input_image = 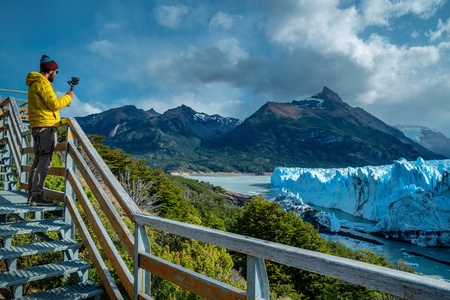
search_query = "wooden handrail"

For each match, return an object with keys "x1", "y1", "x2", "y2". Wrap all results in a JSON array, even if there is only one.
[
  {"x1": 66, "y1": 192, "x2": 124, "y2": 300},
  {"x1": 2, "y1": 106, "x2": 28, "y2": 112},
  {"x1": 0, "y1": 88, "x2": 28, "y2": 94},
  {"x1": 67, "y1": 142, "x2": 135, "y2": 257},
  {"x1": 20, "y1": 183, "x2": 65, "y2": 202},
  {"x1": 61, "y1": 118, "x2": 141, "y2": 219},
  {"x1": 22, "y1": 165, "x2": 66, "y2": 177},
  {"x1": 139, "y1": 252, "x2": 247, "y2": 299},
  {"x1": 0, "y1": 98, "x2": 11, "y2": 107},
  {"x1": 67, "y1": 168, "x2": 134, "y2": 297},
  {"x1": 134, "y1": 213, "x2": 450, "y2": 300},
  {"x1": 22, "y1": 142, "x2": 67, "y2": 154}
]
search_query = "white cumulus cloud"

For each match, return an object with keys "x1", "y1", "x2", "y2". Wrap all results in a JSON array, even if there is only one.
[
  {"x1": 56, "y1": 92, "x2": 102, "y2": 118},
  {"x1": 155, "y1": 5, "x2": 188, "y2": 29},
  {"x1": 87, "y1": 40, "x2": 117, "y2": 57},
  {"x1": 428, "y1": 18, "x2": 450, "y2": 41},
  {"x1": 215, "y1": 38, "x2": 249, "y2": 64},
  {"x1": 361, "y1": 0, "x2": 445, "y2": 26},
  {"x1": 137, "y1": 84, "x2": 252, "y2": 120},
  {"x1": 210, "y1": 12, "x2": 237, "y2": 30}
]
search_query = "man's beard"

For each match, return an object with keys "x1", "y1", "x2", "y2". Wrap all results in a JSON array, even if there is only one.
[{"x1": 48, "y1": 75, "x2": 55, "y2": 83}]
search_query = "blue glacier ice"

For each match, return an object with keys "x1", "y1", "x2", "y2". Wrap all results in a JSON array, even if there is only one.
[
  {"x1": 271, "y1": 158, "x2": 450, "y2": 247},
  {"x1": 274, "y1": 190, "x2": 341, "y2": 232}
]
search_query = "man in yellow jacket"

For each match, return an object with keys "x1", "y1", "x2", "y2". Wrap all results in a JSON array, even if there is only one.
[{"x1": 25, "y1": 55, "x2": 72, "y2": 206}]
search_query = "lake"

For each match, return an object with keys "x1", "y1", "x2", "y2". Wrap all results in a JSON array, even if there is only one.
[{"x1": 188, "y1": 175, "x2": 450, "y2": 282}]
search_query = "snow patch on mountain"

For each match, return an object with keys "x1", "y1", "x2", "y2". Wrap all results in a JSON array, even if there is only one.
[
  {"x1": 292, "y1": 97, "x2": 325, "y2": 110},
  {"x1": 395, "y1": 125, "x2": 424, "y2": 143},
  {"x1": 194, "y1": 113, "x2": 242, "y2": 125},
  {"x1": 271, "y1": 158, "x2": 450, "y2": 247}
]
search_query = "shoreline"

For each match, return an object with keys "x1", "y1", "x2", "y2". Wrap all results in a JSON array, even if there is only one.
[{"x1": 171, "y1": 172, "x2": 273, "y2": 177}]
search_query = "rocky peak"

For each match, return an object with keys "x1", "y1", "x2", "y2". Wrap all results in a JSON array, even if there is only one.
[
  {"x1": 147, "y1": 108, "x2": 161, "y2": 117},
  {"x1": 291, "y1": 87, "x2": 343, "y2": 110},
  {"x1": 164, "y1": 105, "x2": 197, "y2": 118},
  {"x1": 315, "y1": 86, "x2": 343, "y2": 102}
]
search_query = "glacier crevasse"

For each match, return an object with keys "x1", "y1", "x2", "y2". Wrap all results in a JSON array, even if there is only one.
[{"x1": 271, "y1": 158, "x2": 450, "y2": 246}]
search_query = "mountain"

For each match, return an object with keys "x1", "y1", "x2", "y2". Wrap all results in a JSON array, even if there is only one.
[
  {"x1": 76, "y1": 105, "x2": 160, "y2": 139},
  {"x1": 395, "y1": 125, "x2": 450, "y2": 158},
  {"x1": 208, "y1": 87, "x2": 442, "y2": 170},
  {"x1": 77, "y1": 87, "x2": 443, "y2": 173},
  {"x1": 76, "y1": 104, "x2": 242, "y2": 172}
]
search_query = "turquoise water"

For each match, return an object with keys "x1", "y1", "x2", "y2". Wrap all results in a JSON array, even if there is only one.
[{"x1": 188, "y1": 175, "x2": 450, "y2": 282}]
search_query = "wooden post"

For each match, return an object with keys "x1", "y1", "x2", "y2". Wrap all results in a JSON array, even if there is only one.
[
  {"x1": 64, "y1": 127, "x2": 77, "y2": 240},
  {"x1": 134, "y1": 223, "x2": 151, "y2": 299},
  {"x1": 63, "y1": 126, "x2": 78, "y2": 280},
  {"x1": 247, "y1": 256, "x2": 270, "y2": 300},
  {"x1": 20, "y1": 134, "x2": 30, "y2": 194}
]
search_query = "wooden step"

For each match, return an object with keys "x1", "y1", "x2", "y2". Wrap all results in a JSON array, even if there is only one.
[
  {"x1": 0, "y1": 259, "x2": 91, "y2": 288},
  {"x1": 0, "y1": 218, "x2": 71, "y2": 237},
  {"x1": 0, "y1": 180, "x2": 17, "y2": 186},
  {"x1": 19, "y1": 280, "x2": 103, "y2": 300},
  {"x1": 0, "y1": 171, "x2": 14, "y2": 176},
  {"x1": 0, "y1": 201, "x2": 63, "y2": 215},
  {"x1": 0, "y1": 239, "x2": 80, "y2": 260}
]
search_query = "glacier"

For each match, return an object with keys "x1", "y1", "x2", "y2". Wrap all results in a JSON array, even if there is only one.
[
  {"x1": 271, "y1": 158, "x2": 450, "y2": 247},
  {"x1": 274, "y1": 191, "x2": 341, "y2": 232}
]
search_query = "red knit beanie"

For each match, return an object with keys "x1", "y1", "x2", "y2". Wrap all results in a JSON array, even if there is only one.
[{"x1": 40, "y1": 55, "x2": 59, "y2": 72}]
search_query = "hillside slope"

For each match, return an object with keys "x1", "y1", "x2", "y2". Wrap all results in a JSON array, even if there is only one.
[{"x1": 77, "y1": 87, "x2": 443, "y2": 173}]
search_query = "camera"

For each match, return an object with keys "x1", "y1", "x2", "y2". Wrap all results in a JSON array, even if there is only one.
[{"x1": 68, "y1": 77, "x2": 80, "y2": 91}]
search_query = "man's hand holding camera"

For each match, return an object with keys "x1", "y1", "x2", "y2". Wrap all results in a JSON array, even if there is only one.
[
  {"x1": 66, "y1": 89, "x2": 73, "y2": 106},
  {"x1": 66, "y1": 77, "x2": 79, "y2": 107}
]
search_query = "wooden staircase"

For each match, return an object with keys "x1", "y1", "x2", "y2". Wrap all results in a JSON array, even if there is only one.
[{"x1": 0, "y1": 92, "x2": 103, "y2": 299}]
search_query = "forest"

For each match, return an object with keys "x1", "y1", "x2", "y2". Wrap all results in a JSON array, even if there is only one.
[{"x1": 8, "y1": 134, "x2": 414, "y2": 300}]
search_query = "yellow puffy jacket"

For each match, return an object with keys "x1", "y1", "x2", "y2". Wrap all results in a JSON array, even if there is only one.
[{"x1": 26, "y1": 72, "x2": 72, "y2": 128}]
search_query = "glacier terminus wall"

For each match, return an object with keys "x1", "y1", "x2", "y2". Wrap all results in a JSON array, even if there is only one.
[{"x1": 271, "y1": 158, "x2": 450, "y2": 247}]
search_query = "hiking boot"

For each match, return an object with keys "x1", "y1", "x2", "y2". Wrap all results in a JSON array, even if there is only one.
[{"x1": 29, "y1": 194, "x2": 58, "y2": 206}]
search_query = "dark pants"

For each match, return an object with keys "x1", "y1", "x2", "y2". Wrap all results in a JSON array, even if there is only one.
[{"x1": 28, "y1": 127, "x2": 57, "y2": 196}]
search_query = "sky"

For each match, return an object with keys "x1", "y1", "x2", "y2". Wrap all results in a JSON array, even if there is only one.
[{"x1": 1, "y1": 0, "x2": 450, "y2": 136}]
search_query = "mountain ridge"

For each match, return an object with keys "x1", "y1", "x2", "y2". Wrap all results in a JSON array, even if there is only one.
[
  {"x1": 76, "y1": 87, "x2": 444, "y2": 173},
  {"x1": 396, "y1": 124, "x2": 450, "y2": 158}
]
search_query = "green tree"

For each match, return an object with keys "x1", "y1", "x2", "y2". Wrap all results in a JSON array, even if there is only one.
[{"x1": 231, "y1": 196, "x2": 383, "y2": 300}]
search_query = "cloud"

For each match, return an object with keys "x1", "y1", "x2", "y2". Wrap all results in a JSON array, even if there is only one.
[
  {"x1": 259, "y1": 0, "x2": 443, "y2": 97},
  {"x1": 438, "y1": 41, "x2": 450, "y2": 49},
  {"x1": 428, "y1": 18, "x2": 450, "y2": 41},
  {"x1": 251, "y1": 0, "x2": 450, "y2": 137},
  {"x1": 155, "y1": 5, "x2": 188, "y2": 29},
  {"x1": 215, "y1": 38, "x2": 249, "y2": 63},
  {"x1": 361, "y1": 0, "x2": 445, "y2": 26},
  {"x1": 209, "y1": 12, "x2": 237, "y2": 30},
  {"x1": 87, "y1": 40, "x2": 117, "y2": 57},
  {"x1": 147, "y1": 42, "x2": 267, "y2": 89},
  {"x1": 56, "y1": 92, "x2": 102, "y2": 118},
  {"x1": 100, "y1": 22, "x2": 123, "y2": 35},
  {"x1": 137, "y1": 83, "x2": 252, "y2": 120}
]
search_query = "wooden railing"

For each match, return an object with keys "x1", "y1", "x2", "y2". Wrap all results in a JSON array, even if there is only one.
[{"x1": 1, "y1": 89, "x2": 450, "y2": 300}]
